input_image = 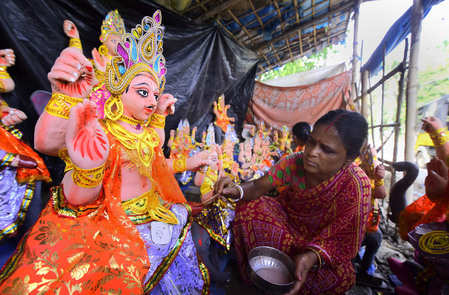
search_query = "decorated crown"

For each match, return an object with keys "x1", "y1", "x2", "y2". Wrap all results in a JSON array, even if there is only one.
[
  {"x1": 105, "y1": 10, "x2": 166, "y2": 95},
  {"x1": 100, "y1": 10, "x2": 125, "y2": 43}
]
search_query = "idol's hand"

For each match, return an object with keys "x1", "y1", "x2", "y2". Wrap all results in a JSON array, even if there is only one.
[
  {"x1": 1, "y1": 108, "x2": 27, "y2": 126},
  {"x1": 63, "y1": 20, "x2": 80, "y2": 39},
  {"x1": 11, "y1": 155, "x2": 37, "y2": 169},
  {"x1": 213, "y1": 176, "x2": 240, "y2": 199},
  {"x1": 0, "y1": 49, "x2": 15, "y2": 67},
  {"x1": 65, "y1": 100, "x2": 109, "y2": 169},
  {"x1": 422, "y1": 116, "x2": 444, "y2": 134},
  {"x1": 48, "y1": 47, "x2": 97, "y2": 98},
  {"x1": 156, "y1": 93, "x2": 177, "y2": 116},
  {"x1": 91, "y1": 47, "x2": 107, "y2": 73},
  {"x1": 285, "y1": 251, "x2": 318, "y2": 295}
]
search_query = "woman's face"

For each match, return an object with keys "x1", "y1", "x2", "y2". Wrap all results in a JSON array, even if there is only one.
[
  {"x1": 121, "y1": 72, "x2": 159, "y2": 121},
  {"x1": 303, "y1": 124, "x2": 348, "y2": 180}
]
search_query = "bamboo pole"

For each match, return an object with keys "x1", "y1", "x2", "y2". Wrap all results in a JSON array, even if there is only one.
[
  {"x1": 381, "y1": 46, "x2": 386, "y2": 162},
  {"x1": 361, "y1": 71, "x2": 369, "y2": 118},
  {"x1": 351, "y1": 0, "x2": 362, "y2": 101},
  {"x1": 391, "y1": 39, "x2": 409, "y2": 187},
  {"x1": 405, "y1": 0, "x2": 423, "y2": 203}
]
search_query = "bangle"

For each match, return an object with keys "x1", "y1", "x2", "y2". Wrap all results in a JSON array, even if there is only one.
[
  {"x1": 306, "y1": 247, "x2": 323, "y2": 270},
  {"x1": 429, "y1": 127, "x2": 449, "y2": 146},
  {"x1": 374, "y1": 179, "x2": 384, "y2": 187},
  {"x1": 235, "y1": 184, "x2": 244, "y2": 201},
  {"x1": 71, "y1": 163, "x2": 105, "y2": 188},
  {"x1": 58, "y1": 148, "x2": 74, "y2": 173},
  {"x1": 69, "y1": 38, "x2": 83, "y2": 50},
  {"x1": 0, "y1": 66, "x2": 11, "y2": 79},
  {"x1": 149, "y1": 113, "x2": 166, "y2": 129},
  {"x1": 45, "y1": 92, "x2": 83, "y2": 119}
]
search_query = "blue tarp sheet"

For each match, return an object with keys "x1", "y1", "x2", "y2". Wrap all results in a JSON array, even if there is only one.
[{"x1": 361, "y1": 0, "x2": 444, "y2": 75}]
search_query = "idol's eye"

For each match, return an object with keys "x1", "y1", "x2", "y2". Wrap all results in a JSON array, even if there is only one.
[
  {"x1": 137, "y1": 89, "x2": 148, "y2": 97},
  {"x1": 154, "y1": 94, "x2": 159, "y2": 101}
]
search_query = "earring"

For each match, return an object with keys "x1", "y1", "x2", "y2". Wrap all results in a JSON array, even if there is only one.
[{"x1": 104, "y1": 95, "x2": 123, "y2": 121}]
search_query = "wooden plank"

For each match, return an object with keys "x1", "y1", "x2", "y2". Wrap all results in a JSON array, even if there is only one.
[
  {"x1": 196, "y1": 0, "x2": 242, "y2": 22},
  {"x1": 253, "y1": 1, "x2": 354, "y2": 51}
]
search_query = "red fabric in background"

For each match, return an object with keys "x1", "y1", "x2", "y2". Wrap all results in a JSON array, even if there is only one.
[{"x1": 247, "y1": 71, "x2": 351, "y2": 128}]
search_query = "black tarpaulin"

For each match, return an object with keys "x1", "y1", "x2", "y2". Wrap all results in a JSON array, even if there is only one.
[{"x1": 0, "y1": 0, "x2": 259, "y2": 146}]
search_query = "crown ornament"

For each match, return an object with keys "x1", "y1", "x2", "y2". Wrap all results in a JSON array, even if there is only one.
[
  {"x1": 100, "y1": 10, "x2": 125, "y2": 43},
  {"x1": 105, "y1": 10, "x2": 166, "y2": 95}
]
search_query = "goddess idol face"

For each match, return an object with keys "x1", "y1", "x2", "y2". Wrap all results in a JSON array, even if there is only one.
[{"x1": 121, "y1": 72, "x2": 160, "y2": 122}]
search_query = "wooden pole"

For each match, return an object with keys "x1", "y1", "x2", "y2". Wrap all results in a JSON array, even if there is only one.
[
  {"x1": 405, "y1": 0, "x2": 423, "y2": 203},
  {"x1": 361, "y1": 71, "x2": 369, "y2": 118},
  {"x1": 351, "y1": 0, "x2": 362, "y2": 101},
  {"x1": 391, "y1": 39, "x2": 409, "y2": 187}
]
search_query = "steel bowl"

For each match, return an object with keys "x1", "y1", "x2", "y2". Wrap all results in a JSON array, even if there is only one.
[{"x1": 248, "y1": 246, "x2": 296, "y2": 294}]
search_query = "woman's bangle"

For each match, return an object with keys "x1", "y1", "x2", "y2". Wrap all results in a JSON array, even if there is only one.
[
  {"x1": 306, "y1": 247, "x2": 323, "y2": 270},
  {"x1": 235, "y1": 184, "x2": 244, "y2": 201},
  {"x1": 429, "y1": 127, "x2": 449, "y2": 146},
  {"x1": 374, "y1": 179, "x2": 384, "y2": 187}
]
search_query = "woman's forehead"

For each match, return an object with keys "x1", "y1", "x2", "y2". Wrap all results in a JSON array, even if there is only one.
[{"x1": 311, "y1": 124, "x2": 343, "y2": 145}]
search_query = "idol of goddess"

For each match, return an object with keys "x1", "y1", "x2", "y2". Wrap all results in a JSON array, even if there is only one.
[
  {"x1": 212, "y1": 94, "x2": 235, "y2": 133},
  {"x1": 63, "y1": 10, "x2": 125, "y2": 84},
  {"x1": 0, "y1": 48, "x2": 51, "y2": 268},
  {"x1": 0, "y1": 11, "x2": 208, "y2": 295}
]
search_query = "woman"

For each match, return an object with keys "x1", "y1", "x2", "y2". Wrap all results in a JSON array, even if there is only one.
[
  {"x1": 214, "y1": 110, "x2": 371, "y2": 294},
  {"x1": 0, "y1": 11, "x2": 208, "y2": 294}
]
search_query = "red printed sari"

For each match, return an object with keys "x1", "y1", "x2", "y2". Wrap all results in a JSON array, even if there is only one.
[{"x1": 233, "y1": 153, "x2": 371, "y2": 294}]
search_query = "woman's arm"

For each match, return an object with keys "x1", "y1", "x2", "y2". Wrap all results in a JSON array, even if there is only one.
[{"x1": 214, "y1": 173, "x2": 274, "y2": 201}]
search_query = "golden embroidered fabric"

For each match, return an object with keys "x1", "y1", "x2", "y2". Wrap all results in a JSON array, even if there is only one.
[
  {"x1": 430, "y1": 128, "x2": 449, "y2": 146},
  {"x1": 149, "y1": 113, "x2": 166, "y2": 129},
  {"x1": 119, "y1": 114, "x2": 145, "y2": 128},
  {"x1": 58, "y1": 148, "x2": 74, "y2": 172},
  {"x1": 0, "y1": 66, "x2": 11, "y2": 79},
  {"x1": 71, "y1": 163, "x2": 105, "y2": 188},
  {"x1": 45, "y1": 92, "x2": 83, "y2": 119},
  {"x1": 104, "y1": 119, "x2": 159, "y2": 177},
  {"x1": 0, "y1": 81, "x2": 5, "y2": 93},
  {"x1": 69, "y1": 38, "x2": 83, "y2": 50},
  {"x1": 121, "y1": 189, "x2": 178, "y2": 224},
  {"x1": 172, "y1": 155, "x2": 186, "y2": 173}
]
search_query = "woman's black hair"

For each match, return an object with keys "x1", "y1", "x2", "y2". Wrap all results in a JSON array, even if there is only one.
[
  {"x1": 314, "y1": 109, "x2": 368, "y2": 159},
  {"x1": 292, "y1": 121, "x2": 311, "y2": 143}
]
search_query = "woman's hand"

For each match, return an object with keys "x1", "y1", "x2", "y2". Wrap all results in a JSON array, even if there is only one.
[
  {"x1": 422, "y1": 116, "x2": 444, "y2": 134},
  {"x1": 1, "y1": 108, "x2": 27, "y2": 126},
  {"x1": 373, "y1": 164, "x2": 385, "y2": 180},
  {"x1": 155, "y1": 93, "x2": 177, "y2": 116},
  {"x1": 65, "y1": 100, "x2": 109, "y2": 169},
  {"x1": 285, "y1": 251, "x2": 318, "y2": 295},
  {"x1": 213, "y1": 176, "x2": 241, "y2": 199},
  {"x1": 63, "y1": 20, "x2": 80, "y2": 39},
  {"x1": 48, "y1": 47, "x2": 97, "y2": 98},
  {"x1": 425, "y1": 157, "x2": 449, "y2": 202}
]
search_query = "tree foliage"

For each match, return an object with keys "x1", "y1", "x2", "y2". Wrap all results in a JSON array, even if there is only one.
[{"x1": 258, "y1": 46, "x2": 335, "y2": 81}]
